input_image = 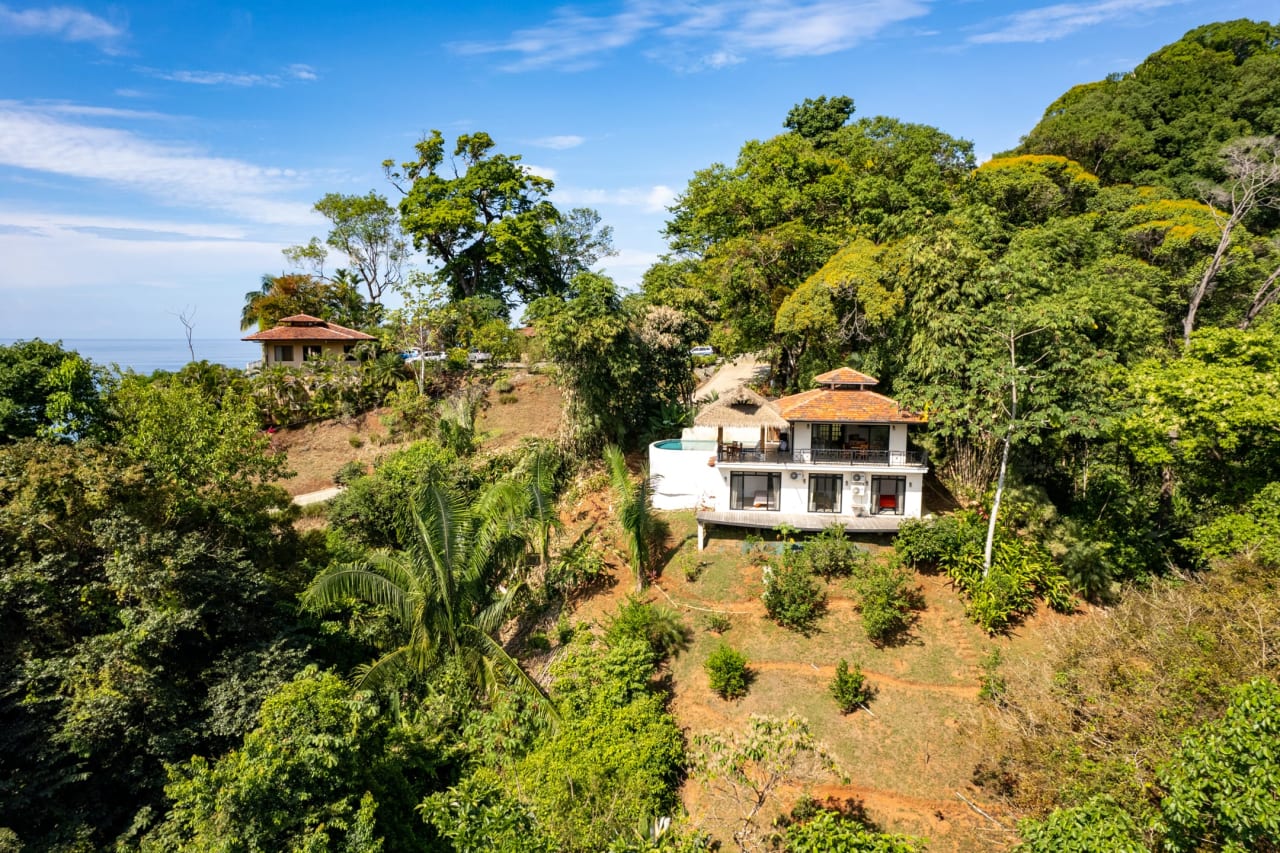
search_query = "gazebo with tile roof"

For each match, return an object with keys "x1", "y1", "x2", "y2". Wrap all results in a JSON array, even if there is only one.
[{"x1": 242, "y1": 314, "x2": 376, "y2": 368}]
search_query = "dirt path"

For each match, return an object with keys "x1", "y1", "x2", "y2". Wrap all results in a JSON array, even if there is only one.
[{"x1": 695, "y1": 353, "x2": 769, "y2": 398}]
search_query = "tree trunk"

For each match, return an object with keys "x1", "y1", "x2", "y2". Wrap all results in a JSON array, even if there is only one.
[
  {"x1": 1183, "y1": 219, "x2": 1237, "y2": 347},
  {"x1": 1239, "y1": 263, "x2": 1280, "y2": 330},
  {"x1": 983, "y1": 331, "x2": 1019, "y2": 577},
  {"x1": 983, "y1": 434, "x2": 1010, "y2": 578}
]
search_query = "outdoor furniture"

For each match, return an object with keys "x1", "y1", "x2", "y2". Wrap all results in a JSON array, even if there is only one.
[
  {"x1": 752, "y1": 490, "x2": 769, "y2": 508},
  {"x1": 877, "y1": 494, "x2": 898, "y2": 512}
]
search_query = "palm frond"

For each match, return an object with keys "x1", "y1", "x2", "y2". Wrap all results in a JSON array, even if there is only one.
[
  {"x1": 302, "y1": 563, "x2": 413, "y2": 626},
  {"x1": 471, "y1": 628, "x2": 560, "y2": 724}
]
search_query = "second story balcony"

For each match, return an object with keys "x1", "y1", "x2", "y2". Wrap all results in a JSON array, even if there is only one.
[{"x1": 716, "y1": 444, "x2": 928, "y2": 468}]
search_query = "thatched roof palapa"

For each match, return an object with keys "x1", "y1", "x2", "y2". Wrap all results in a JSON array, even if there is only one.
[{"x1": 694, "y1": 385, "x2": 789, "y2": 429}]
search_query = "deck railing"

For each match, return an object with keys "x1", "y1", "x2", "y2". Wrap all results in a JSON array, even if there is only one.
[{"x1": 717, "y1": 446, "x2": 927, "y2": 467}]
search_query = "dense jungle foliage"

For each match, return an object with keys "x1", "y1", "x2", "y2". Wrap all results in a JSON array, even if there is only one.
[{"x1": 3, "y1": 18, "x2": 1280, "y2": 852}]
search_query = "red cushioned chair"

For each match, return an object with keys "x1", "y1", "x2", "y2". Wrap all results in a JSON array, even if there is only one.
[{"x1": 877, "y1": 494, "x2": 897, "y2": 512}]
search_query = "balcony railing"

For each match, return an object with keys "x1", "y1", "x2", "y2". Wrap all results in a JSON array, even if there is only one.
[
  {"x1": 716, "y1": 446, "x2": 927, "y2": 467},
  {"x1": 795, "y1": 448, "x2": 927, "y2": 467}
]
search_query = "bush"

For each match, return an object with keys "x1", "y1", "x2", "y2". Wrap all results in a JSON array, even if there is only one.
[
  {"x1": 948, "y1": 535, "x2": 1074, "y2": 633},
  {"x1": 493, "y1": 378, "x2": 515, "y2": 393},
  {"x1": 805, "y1": 526, "x2": 869, "y2": 578},
  {"x1": 526, "y1": 631, "x2": 552, "y2": 652},
  {"x1": 347, "y1": 434, "x2": 364, "y2": 448},
  {"x1": 895, "y1": 511, "x2": 986, "y2": 571},
  {"x1": 978, "y1": 649, "x2": 1006, "y2": 703},
  {"x1": 604, "y1": 596, "x2": 688, "y2": 661},
  {"x1": 850, "y1": 560, "x2": 917, "y2": 644},
  {"x1": 829, "y1": 659, "x2": 874, "y2": 714},
  {"x1": 547, "y1": 537, "x2": 608, "y2": 596},
  {"x1": 705, "y1": 644, "x2": 750, "y2": 700},
  {"x1": 333, "y1": 460, "x2": 367, "y2": 487},
  {"x1": 762, "y1": 553, "x2": 826, "y2": 633},
  {"x1": 704, "y1": 613, "x2": 731, "y2": 634},
  {"x1": 556, "y1": 617, "x2": 575, "y2": 645},
  {"x1": 497, "y1": 393, "x2": 518, "y2": 405},
  {"x1": 1015, "y1": 796, "x2": 1146, "y2": 853}
]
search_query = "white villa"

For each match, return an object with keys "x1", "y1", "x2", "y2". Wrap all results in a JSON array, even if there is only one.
[{"x1": 649, "y1": 368, "x2": 929, "y2": 549}]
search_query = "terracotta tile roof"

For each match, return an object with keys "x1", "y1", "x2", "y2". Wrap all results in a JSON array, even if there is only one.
[
  {"x1": 775, "y1": 388, "x2": 925, "y2": 424},
  {"x1": 813, "y1": 367, "x2": 878, "y2": 387},
  {"x1": 242, "y1": 317, "x2": 376, "y2": 342}
]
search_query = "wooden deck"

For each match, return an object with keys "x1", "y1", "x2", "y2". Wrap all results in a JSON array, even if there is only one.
[{"x1": 695, "y1": 509, "x2": 907, "y2": 534}]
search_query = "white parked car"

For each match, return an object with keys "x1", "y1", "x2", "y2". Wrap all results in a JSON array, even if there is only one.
[
  {"x1": 404, "y1": 350, "x2": 447, "y2": 364},
  {"x1": 690, "y1": 345, "x2": 715, "y2": 357},
  {"x1": 467, "y1": 350, "x2": 492, "y2": 364}
]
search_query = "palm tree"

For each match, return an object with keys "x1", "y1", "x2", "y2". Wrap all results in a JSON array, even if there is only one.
[
  {"x1": 485, "y1": 441, "x2": 562, "y2": 584},
  {"x1": 303, "y1": 480, "x2": 552, "y2": 713},
  {"x1": 605, "y1": 445, "x2": 654, "y2": 592}
]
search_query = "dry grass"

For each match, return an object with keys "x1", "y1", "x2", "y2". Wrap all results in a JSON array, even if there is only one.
[{"x1": 618, "y1": 510, "x2": 1064, "y2": 851}]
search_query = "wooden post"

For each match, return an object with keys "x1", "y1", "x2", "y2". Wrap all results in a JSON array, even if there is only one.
[{"x1": 697, "y1": 521, "x2": 706, "y2": 551}]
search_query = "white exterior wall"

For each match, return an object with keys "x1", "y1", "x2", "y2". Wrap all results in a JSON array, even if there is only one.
[
  {"x1": 702, "y1": 465, "x2": 924, "y2": 519},
  {"x1": 889, "y1": 424, "x2": 907, "y2": 454},
  {"x1": 649, "y1": 441, "x2": 722, "y2": 510}
]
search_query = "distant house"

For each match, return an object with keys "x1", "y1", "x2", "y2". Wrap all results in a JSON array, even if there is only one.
[
  {"x1": 649, "y1": 368, "x2": 929, "y2": 549},
  {"x1": 241, "y1": 314, "x2": 376, "y2": 368}
]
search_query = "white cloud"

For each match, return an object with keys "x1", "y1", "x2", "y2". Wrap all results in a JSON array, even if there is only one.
[
  {"x1": 553, "y1": 184, "x2": 676, "y2": 213},
  {"x1": 522, "y1": 163, "x2": 558, "y2": 180},
  {"x1": 286, "y1": 63, "x2": 318, "y2": 81},
  {"x1": 0, "y1": 208, "x2": 248, "y2": 240},
  {"x1": 597, "y1": 247, "x2": 662, "y2": 289},
  {"x1": 452, "y1": 0, "x2": 929, "y2": 72},
  {"x1": 969, "y1": 0, "x2": 1183, "y2": 44},
  {"x1": 145, "y1": 63, "x2": 320, "y2": 88},
  {"x1": 530, "y1": 134, "x2": 586, "y2": 150},
  {"x1": 0, "y1": 99, "x2": 171, "y2": 120},
  {"x1": 0, "y1": 104, "x2": 319, "y2": 226},
  {"x1": 0, "y1": 3, "x2": 125, "y2": 50}
]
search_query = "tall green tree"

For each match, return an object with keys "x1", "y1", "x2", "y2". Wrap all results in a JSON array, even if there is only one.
[
  {"x1": 145, "y1": 669, "x2": 435, "y2": 852},
  {"x1": 0, "y1": 340, "x2": 107, "y2": 443},
  {"x1": 386, "y1": 131, "x2": 561, "y2": 305}
]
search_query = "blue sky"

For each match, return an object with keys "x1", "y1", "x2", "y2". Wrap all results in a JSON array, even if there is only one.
[{"x1": 1, "y1": 0, "x2": 1274, "y2": 339}]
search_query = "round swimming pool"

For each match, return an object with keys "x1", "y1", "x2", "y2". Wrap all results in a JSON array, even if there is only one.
[{"x1": 652, "y1": 439, "x2": 717, "y2": 451}]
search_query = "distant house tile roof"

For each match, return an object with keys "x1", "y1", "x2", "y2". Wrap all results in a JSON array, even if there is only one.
[
  {"x1": 812, "y1": 367, "x2": 879, "y2": 387},
  {"x1": 775, "y1": 388, "x2": 925, "y2": 424},
  {"x1": 242, "y1": 315, "x2": 376, "y2": 342}
]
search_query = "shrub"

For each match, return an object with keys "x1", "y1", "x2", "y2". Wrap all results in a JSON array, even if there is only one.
[
  {"x1": 1014, "y1": 796, "x2": 1146, "y2": 853},
  {"x1": 604, "y1": 596, "x2": 688, "y2": 661},
  {"x1": 978, "y1": 649, "x2": 1006, "y2": 703},
  {"x1": 850, "y1": 560, "x2": 917, "y2": 643},
  {"x1": 704, "y1": 613, "x2": 731, "y2": 634},
  {"x1": 762, "y1": 552, "x2": 826, "y2": 633},
  {"x1": 493, "y1": 378, "x2": 515, "y2": 393},
  {"x1": 526, "y1": 631, "x2": 552, "y2": 652},
  {"x1": 556, "y1": 616, "x2": 575, "y2": 645},
  {"x1": 347, "y1": 434, "x2": 364, "y2": 448},
  {"x1": 1157, "y1": 677, "x2": 1280, "y2": 853},
  {"x1": 805, "y1": 526, "x2": 869, "y2": 578},
  {"x1": 783, "y1": 807, "x2": 923, "y2": 853},
  {"x1": 333, "y1": 460, "x2": 367, "y2": 487},
  {"x1": 547, "y1": 537, "x2": 608, "y2": 596},
  {"x1": 498, "y1": 393, "x2": 518, "y2": 405},
  {"x1": 705, "y1": 644, "x2": 749, "y2": 700},
  {"x1": 829, "y1": 659, "x2": 874, "y2": 714},
  {"x1": 895, "y1": 510, "x2": 986, "y2": 572},
  {"x1": 948, "y1": 535, "x2": 1074, "y2": 633}
]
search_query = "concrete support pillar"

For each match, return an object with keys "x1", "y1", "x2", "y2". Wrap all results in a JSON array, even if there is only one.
[{"x1": 697, "y1": 521, "x2": 706, "y2": 551}]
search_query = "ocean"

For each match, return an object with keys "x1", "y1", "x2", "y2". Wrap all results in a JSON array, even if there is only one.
[{"x1": 7, "y1": 338, "x2": 263, "y2": 375}]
